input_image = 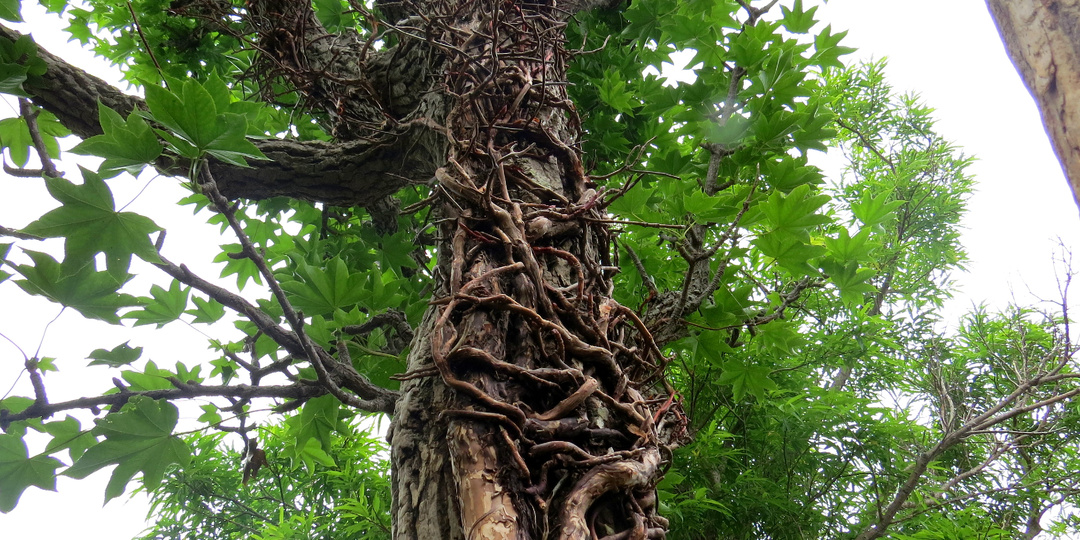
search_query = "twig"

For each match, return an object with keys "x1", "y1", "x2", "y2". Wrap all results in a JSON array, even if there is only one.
[{"x1": 18, "y1": 99, "x2": 61, "y2": 178}]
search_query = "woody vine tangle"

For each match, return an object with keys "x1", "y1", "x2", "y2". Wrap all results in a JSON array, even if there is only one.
[{"x1": 393, "y1": 0, "x2": 691, "y2": 537}]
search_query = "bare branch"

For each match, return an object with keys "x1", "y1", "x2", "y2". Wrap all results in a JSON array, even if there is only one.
[
  {"x1": 0, "y1": 380, "x2": 328, "y2": 429},
  {"x1": 152, "y1": 249, "x2": 399, "y2": 414}
]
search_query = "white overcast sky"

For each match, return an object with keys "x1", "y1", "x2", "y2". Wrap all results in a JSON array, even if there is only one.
[{"x1": 2, "y1": 0, "x2": 1078, "y2": 537}]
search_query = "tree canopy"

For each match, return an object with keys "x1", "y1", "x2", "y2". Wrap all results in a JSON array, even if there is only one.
[{"x1": 1, "y1": 0, "x2": 1080, "y2": 539}]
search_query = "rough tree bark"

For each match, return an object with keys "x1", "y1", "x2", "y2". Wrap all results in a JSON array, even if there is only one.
[
  {"x1": 987, "y1": 0, "x2": 1080, "y2": 210},
  {"x1": 5, "y1": 0, "x2": 689, "y2": 537},
  {"x1": 382, "y1": 2, "x2": 686, "y2": 539}
]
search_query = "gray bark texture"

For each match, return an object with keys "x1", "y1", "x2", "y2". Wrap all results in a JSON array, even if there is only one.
[{"x1": 987, "y1": 0, "x2": 1080, "y2": 211}]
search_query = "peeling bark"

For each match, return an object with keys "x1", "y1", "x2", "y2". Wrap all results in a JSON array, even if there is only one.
[
  {"x1": 987, "y1": 0, "x2": 1080, "y2": 210},
  {"x1": 391, "y1": 310, "x2": 466, "y2": 540}
]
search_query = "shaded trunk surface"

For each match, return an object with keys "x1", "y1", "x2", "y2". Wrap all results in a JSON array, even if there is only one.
[{"x1": 387, "y1": 1, "x2": 685, "y2": 539}]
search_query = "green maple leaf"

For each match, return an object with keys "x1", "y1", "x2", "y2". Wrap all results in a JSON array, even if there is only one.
[
  {"x1": 0, "y1": 435, "x2": 61, "y2": 513},
  {"x1": 717, "y1": 360, "x2": 778, "y2": 402},
  {"x1": 65, "y1": 397, "x2": 191, "y2": 502},
  {"x1": 124, "y1": 280, "x2": 190, "y2": 328},
  {"x1": 294, "y1": 394, "x2": 340, "y2": 455},
  {"x1": 21, "y1": 168, "x2": 162, "y2": 276},
  {"x1": 71, "y1": 103, "x2": 163, "y2": 177},
  {"x1": 753, "y1": 231, "x2": 825, "y2": 277},
  {"x1": 279, "y1": 256, "x2": 369, "y2": 316},
  {"x1": 812, "y1": 25, "x2": 857, "y2": 70},
  {"x1": 87, "y1": 341, "x2": 144, "y2": 368},
  {"x1": 760, "y1": 184, "x2": 832, "y2": 235},
  {"x1": 186, "y1": 295, "x2": 226, "y2": 324},
  {"x1": 42, "y1": 416, "x2": 95, "y2": 463},
  {"x1": 13, "y1": 250, "x2": 138, "y2": 323},
  {"x1": 143, "y1": 77, "x2": 266, "y2": 166},
  {"x1": 780, "y1": 0, "x2": 817, "y2": 34}
]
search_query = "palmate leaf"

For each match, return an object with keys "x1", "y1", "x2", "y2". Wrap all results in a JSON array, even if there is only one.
[
  {"x1": 0, "y1": 435, "x2": 61, "y2": 513},
  {"x1": 186, "y1": 295, "x2": 226, "y2": 323},
  {"x1": 64, "y1": 396, "x2": 190, "y2": 502},
  {"x1": 812, "y1": 25, "x2": 857, "y2": 70},
  {"x1": 296, "y1": 394, "x2": 340, "y2": 454},
  {"x1": 121, "y1": 361, "x2": 176, "y2": 392},
  {"x1": 759, "y1": 183, "x2": 832, "y2": 235},
  {"x1": 0, "y1": 113, "x2": 64, "y2": 167},
  {"x1": 124, "y1": 280, "x2": 190, "y2": 328},
  {"x1": 850, "y1": 189, "x2": 905, "y2": 228},
  {"x1": 13, "y1": 250, "x2": 139, "y2": 323},
  {"x1": 822, "y1": 227, "x2": 876, "y2": 263},
  {"x1": 752, "y1": 231, "x2": 824, "y2": 276},
  {"x1": 71, "y1": 103, "x2": 163, "y2": 177},
  {"x1": 21, "y1": 168, "x2": 162, "y2": 276},
  {"x1": 780, "y1": 0, "x2": 817, "y2": 34},
  {"x1": 717, "y1": 360, "x2": 778, "y2": 402},
  {"x1": 42, "y1": 416, "x2": 95, "y2": 463},
  {"x1": 143, "y1": 76, "x2": 266, "y2": 166},
  {"x1": 87, "y1": 341, "x2": 144, "y2": 367},
  {"x1": 279, "y1": 256, "x2": 369, "y2": 316},
  {"x1": 214, "y1": 243, "x2": 263, "y2": 289},
  {"x1": 821, "y1": 259, "x2": 877, "y2": 307}
]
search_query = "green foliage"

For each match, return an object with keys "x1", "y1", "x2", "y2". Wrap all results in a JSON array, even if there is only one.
[
  {"x1": 21, "y1": 168, "x2": 162, "y2": 276},
  {"x1": 12, "y1": 249, "x2": 138, "y2": 322},
  {"x1": 0, "y1": 1, "x2": 1077, "y2": 539},
  {"x1": 0, "y1": 110, "x2": 66, "y2": 166},
  {"x1": 0, "y1": 434, "x2": 61, "y2": 512},
  {"x1": 143, "y1": 75, "x2": 267, "y2": 166},
  {"x1": 0, "y1": 35, "x2": 47, "y2": 97},
  {"x1": 124, "y1": 280, "x2": 191, "y2": 328},
  {"x1": 135, "y1": 419, "x2": 391, "y2": 540},
  {"x1": 65, "y1": 397, "x2": 191, "y2": 502},
  {"x1": 72, "y1": 103, "x2": 163, "y2": 177},
  {"x1": 87, "y1": 342, "x2": 144, "y2": 367}
]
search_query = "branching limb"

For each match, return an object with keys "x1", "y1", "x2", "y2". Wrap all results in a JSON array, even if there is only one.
[
  {"x1": 197, "y1": 168, "x2": 398, "y2": 413},
  {"x1": 342, "y1": 309, "x2": 414, "y2": 355},
  {"x1": 622, "y1": 242, "x2": 658, "y2": 298},
  {"x1": 0, "y1": 24, "x2": 440, "y2": 207},
  {"x1": 151, "y1": 240, "x2": 397, "y2": 413},
  {"x1": 856, "y1": 329, "x2": 1079, "y2": 540},
  {"x1": 0, "y1": 380, "x2": 328, "y2": 429},
  {"x1": 17, "y1": 98, "x2": 60, "y2": 178}
]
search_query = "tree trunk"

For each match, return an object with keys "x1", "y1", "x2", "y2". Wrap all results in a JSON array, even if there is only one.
[
  {"x1": 0, "y1": 0, "x2": 685, "y2": 535},
  {"x1": 386, "y1": 2, "x2": 684, "y2": 539},
  {"x1": 987, "y1": 0, "x2": 1080, "y2": 211}
]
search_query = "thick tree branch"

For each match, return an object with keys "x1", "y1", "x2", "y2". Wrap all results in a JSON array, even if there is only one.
[{"x1": 0, "y1": 24, "x2": 440, "y2": 206}]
